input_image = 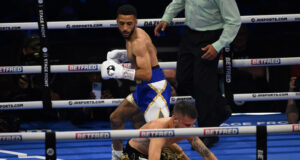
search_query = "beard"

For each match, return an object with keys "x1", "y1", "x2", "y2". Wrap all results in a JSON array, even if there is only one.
[{"x1": 120, "y1": 27, "x2": 135, "y2": 40}]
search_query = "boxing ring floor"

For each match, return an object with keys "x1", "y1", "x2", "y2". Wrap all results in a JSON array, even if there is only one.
[{"x1": 0, "y1": 113, "x2": 299, "y2": 160}]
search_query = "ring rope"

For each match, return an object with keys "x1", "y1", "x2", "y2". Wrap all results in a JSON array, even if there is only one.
[
  {"x1": 234, "y1": 92, "x2": 300, "y2": 101},
  {"x1": 0, "y1": 124, "x2": 298, "y2": 141},
  {"x1": 0, "y1": 57, "x2": 299, "y2": 74},
  {"x1": 0, "y1": 92, "x2": 299, "y2": 110},
  {"x1": 0, "y1": 14, "x2": 299, "y2": 30},
  {"x1": 0, "y1": 96, "x2": 193, "y2": 110}
]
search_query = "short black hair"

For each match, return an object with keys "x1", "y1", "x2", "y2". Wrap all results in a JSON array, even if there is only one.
[
  {"x1": 173, "y1": 101, "x2": 198, "y2": 119},
  {"x1": 117, "y1": 4, "x2": 137, "y2": 18}
]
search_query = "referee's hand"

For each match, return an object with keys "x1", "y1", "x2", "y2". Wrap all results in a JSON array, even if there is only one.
[
  {"x1": 154, "y1": 21, "x2": 168, "y2": 37},
  {"x1": 201, "y1": 44, "x2": 218, "y2": 60}
]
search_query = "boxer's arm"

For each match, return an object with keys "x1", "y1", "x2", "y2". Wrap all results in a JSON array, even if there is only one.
[
  {"x1": 148, "y1": 138, "x2": 166, "y2": 160},
  {"x1": 167, "y1": 143, "x2": 190, "y2": 160},
  {"x1": 133, "y1": 41, "x2": 152, "y2": 81},
  {"x1": 187, "y1": 137, "x2": 218, "y2": 160}
]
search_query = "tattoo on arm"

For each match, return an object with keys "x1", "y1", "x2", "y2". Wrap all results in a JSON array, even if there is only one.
[{"x1": 190, "y1": 137, "x2": 210, "y2": 157}]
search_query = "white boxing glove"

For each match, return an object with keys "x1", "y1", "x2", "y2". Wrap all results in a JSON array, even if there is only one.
[
  {"x1": 121, "y1": 63, "x2": 132, "y2": 69},
  {"x1": 107, "y1": 49, "x2": 129, "y2": 63},
  {"x1": 101, "y1": 60, "x2": 135, "y2": 81}
]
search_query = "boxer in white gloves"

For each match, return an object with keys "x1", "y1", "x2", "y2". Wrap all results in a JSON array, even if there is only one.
[{"x1": 101, "y1": 4, "x2": 171, "y2": 160}]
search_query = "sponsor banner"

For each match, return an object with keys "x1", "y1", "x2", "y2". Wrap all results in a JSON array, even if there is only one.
[
  {"x1": 251, "y1": 17, "x2": 288, "y2": 23},
  {"x1": 142, "y1": 19, "x2": 184, "y2": 27},
  {"x1": 252, "y1": 92, "x2": 288, "y2": 98},
  {"x1": 140, "y1": 130, "x2": 175, "y2": 138},
  {"x1": 257, "y1": 149, "x2": 265, "y2": 160},
  {"x1": 292, "y1": 124, "x2": 300, "y2": 132},
  {"x1": 0, "y1": 135, "x2": 22, "y2": 141},
  {"x1": 68, "y1": 64, "x2": 98, "y2": 71},
  {"x1": 66, "y1": 23, "x2": 103, "y2": 29},
  {"x1": 225, "y1": 57, "x2": 232, "y2": 83},
  {"x1": 0, "y1": 26, "x2": 21, "y2": 31},
  {"x1": 204, "y1": 128, "x2": 239, "y2": 136},
  {"x1": 221, "y1": 121, "x2": 288, "y2": 127},
  {"x1": 0, "y1": 103, "x2": 24, "y2": 109},
  {"x1": 75, "y1": 132, "x2": 111, "y2": 139},
  {"x1": 43, "y1": 48, "x2": 50, "y2": 87},
  {"x1": 112, "y1": 100, "x2": 123, "y2": 104},
  {"x1": 143, "y1": 20, "x2": 160, "y2": 27},
  {"x1": 109, "y1": 23, "x2": 118, "y2": 27},
  {"x1": 170, "y1": 97, "x2": 194, "y2": 103},
  {"x1": 251, "y1": 58, "x2": 281, "y2": 65},
  {"x1": 174, "y1": 21, "x2": 184, "y2": 25},
  {"x1": 0, "y1": 66, "x2": 23, "y2": 73},
  {"x1": 68, "y1": 100, "x2": 104, "y2": 105}
]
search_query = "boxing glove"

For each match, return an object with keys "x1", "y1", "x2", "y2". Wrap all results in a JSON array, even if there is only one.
[
  {"x1": 101, "y1": 60, "x2": 135, "y2": 81},
  {"x1": 122, "y1": 63, "x2": 132, "y2": 69},
  {"x1": 107, "y1": 49, "x2": 129, "y2": 63}
]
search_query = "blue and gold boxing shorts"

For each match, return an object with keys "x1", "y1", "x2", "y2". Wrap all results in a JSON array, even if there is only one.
[{"x1": 126, "y1": 67, "x2": 171, "y2": 122}]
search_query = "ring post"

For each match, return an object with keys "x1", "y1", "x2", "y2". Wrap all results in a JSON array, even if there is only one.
[
  {"x1": 256, "y1": 126, "x2": 267, "y2": 160},
  {"x1": 223, "y1": 45, "x2": 233, "y2": 102},
  {"x1": 45, "y1": 131, "x2": 57, "y2": 160},
  {"x1": 36, "y1": 0, "x2": 52, "y2": 110}
]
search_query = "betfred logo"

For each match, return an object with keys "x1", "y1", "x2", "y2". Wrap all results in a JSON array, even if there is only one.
[
  {"x1": 251, "y1": 58, "x2": 280, "y2": 65},
  {"x1": 0, "y1": 66, "x2": 23, "y2": 73},
  {"x1": 0, "y1": 135, "x2": 22, "y2": 141},
  {"x1": 204, "y1": 128, "x2": 239, "y2": 135},
  {"x1": 140, "y1": 130, "x2": 175, "y2": 138},
  {"x1": 75, "y1": 132, "x2": 110, "y2": 139},
  {"x1": 68, "y1": 65, "x2": 98, "y2": 71},
  {"x1": 292, "y1": 124, "x2": 300, "y2": 132}
]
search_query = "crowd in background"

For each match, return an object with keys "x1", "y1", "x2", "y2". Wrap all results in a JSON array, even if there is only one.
[{"x1": 0, "y1": 0, "x2": 300, "y2": 131}]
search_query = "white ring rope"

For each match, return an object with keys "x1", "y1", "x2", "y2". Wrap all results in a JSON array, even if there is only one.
[
  {"x1": 234, "y1": 92, "x2": 300, "y2": 101},
  {"x1": 1, "y1": 57, "x2": 299, "y2": 74},
  {"x1": 0, "y1": 96, "x2": 194, "y2": 110},
  {"x1": 0, "y1": 14, "x2": 299, "y2": 30},
  {"x1": 0, "y1": 124, "x2": 299, "y2": 141},
  {"x1": 0, "y1": 92, "x2": 299, "y2": 110}
]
